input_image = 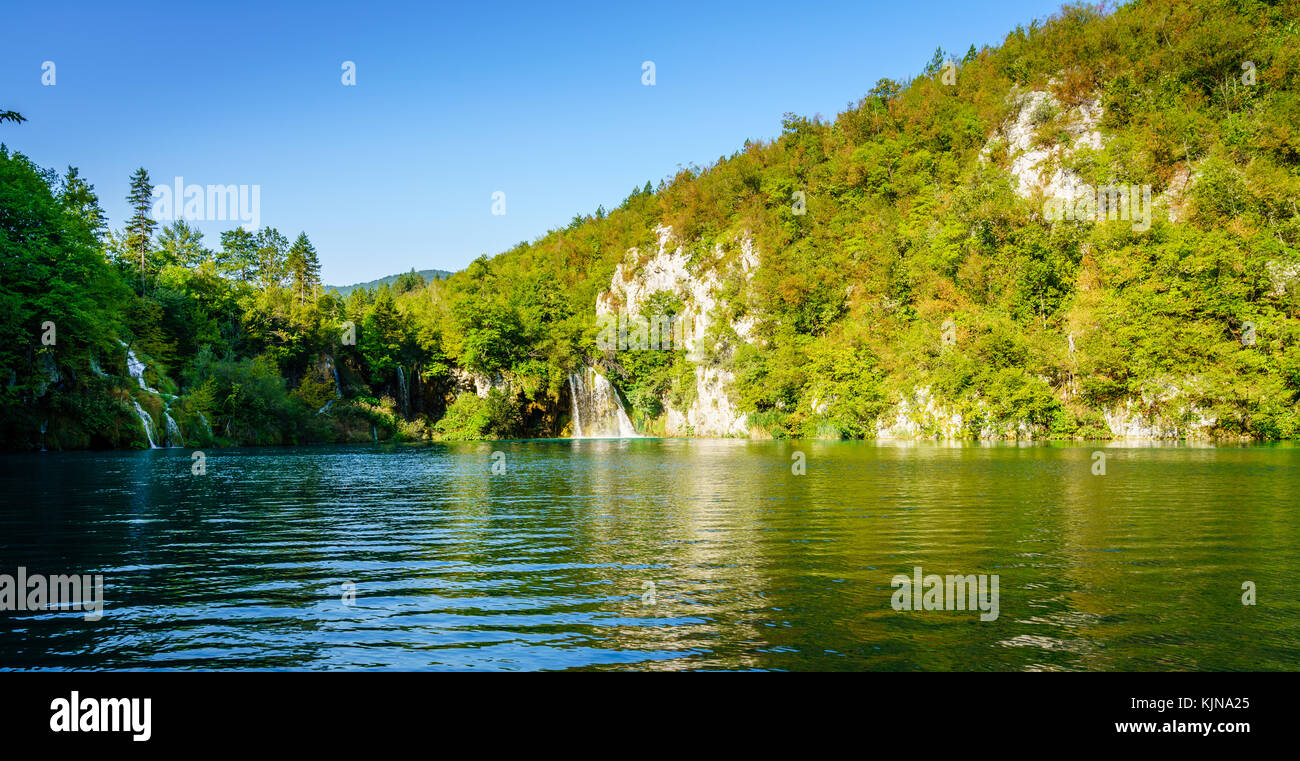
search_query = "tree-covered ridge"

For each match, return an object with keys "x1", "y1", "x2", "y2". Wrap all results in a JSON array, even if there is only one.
[
  {"x1": 2, "y1": 0, "x2": 1298, "y2": 450},
  {"x1": 326, "y1": 269, "x2": 454, "y2": 299}
]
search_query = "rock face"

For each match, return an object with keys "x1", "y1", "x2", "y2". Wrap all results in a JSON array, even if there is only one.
[
  {"x1": 993, "y1": 88, "x2": 1105, "y2": 200},
  {"x1": 1267, "y1": 259, "x2": 1300, "y2": 299},
  {"x1": 876, "y1": 387, "x2": 966, "y2": 439},
  {"x1": 596, "y1": 225, "x2": 757, "y2": 436},
  {"x1": 875, "y1": 387, "x2": 1035, "y2": 440},
  {"x1": 450, "y1": 368, "x2": 509, "y2": 398},
  {"x1": 663, "y1": 365, "x2": 750, "y2": 437},
  {"x1": 1102, "y1": 383, "x2": 1218, "y2": 439},
  {"x1": 994, "y1": 86, "x2": 1199, "y2": 225}
]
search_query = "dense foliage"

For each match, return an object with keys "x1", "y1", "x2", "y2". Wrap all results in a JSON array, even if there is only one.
[{"x1": 3, "y1": 0, "x2": 1298, "y2": 449}]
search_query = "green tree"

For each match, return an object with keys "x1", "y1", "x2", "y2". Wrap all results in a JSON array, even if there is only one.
[
  {"x1": 219, "y1": 228, "x2": 258, "y2": 282},
  {"x1": 392, "y1": 268, "x2": 424, "y2": 295},
  {"x1": 156, "y1": 219, "x2": 209, "y2": 268},
  {"x1": 286, "y1": 232, "x2": 321, "y2": 304},
  {"x1": 59, "y1": 167, "x2": 106, "y2": 237},
  {"x1": 255, "y1": 227, "x2": 289, "y2": 290},
  {"x1": 125, "y1": 167, "x2": 157, "y2": 293}
]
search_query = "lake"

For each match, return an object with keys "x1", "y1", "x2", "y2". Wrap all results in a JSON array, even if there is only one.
[{"x1": 1, "y1": 440, "x2": 1297, "y2": 671}]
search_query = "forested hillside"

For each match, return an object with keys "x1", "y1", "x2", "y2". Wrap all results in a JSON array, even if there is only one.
[
  {"x1": 326, "y1": 269, "x2": 453, "y2": 299},
  {"x1": 3, "y1": 0, "x2": 1299, "y2": 450}
]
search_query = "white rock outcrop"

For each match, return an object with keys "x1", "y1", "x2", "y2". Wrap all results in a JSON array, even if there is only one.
[
  {"x1": 992, "y1": 87, "x2": 1202, "y2": 226},
  {"x1": 1267, "y1": 259, "x2": 1300, "y2": 299},
  {"x1": 876, "y1": 387, "x2": 967, "y2": 440},
  {"x1": 989, "y1": 88, "x2": 1104, "y2": 200},
  {"x1": 451, "y1": 368, "x2": 509, "y2": 398},
  {"x1": 1103, "y1": 384, "x2": 1218, "y2": 439},
  {"x1": 596, "y1": 225, "x2": 756, "y2": 436}
]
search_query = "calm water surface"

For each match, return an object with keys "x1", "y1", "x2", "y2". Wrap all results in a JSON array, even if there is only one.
[{"x1": 1, "y1": 440, "x2": 1297, "y2": 671}]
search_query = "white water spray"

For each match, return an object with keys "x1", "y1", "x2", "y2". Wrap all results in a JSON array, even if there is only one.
[
  {"x1": 164, "y1": 412, "x2": 183, "y2": 447},
  {"x1": 568, "y1": 366, "x2": 639, "y2": 438},
  {"x1": 131, "y1": 400, "x2": 158, "y2": 448}
]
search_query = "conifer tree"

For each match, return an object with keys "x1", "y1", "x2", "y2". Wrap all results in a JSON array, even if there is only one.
[
  {"x1": 287, "y1": 232, "x2": 321, "y2": 304},
  {"x1": 125, "y1": 168, "x2": 157, "y2": 292}
]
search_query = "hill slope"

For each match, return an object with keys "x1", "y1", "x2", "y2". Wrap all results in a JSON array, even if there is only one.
[{"x1": 426, "y1": 0, "x2": 1300, "y2": 440}]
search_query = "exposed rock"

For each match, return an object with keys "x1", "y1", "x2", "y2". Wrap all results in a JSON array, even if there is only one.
[
  {"x1": 992, "y1": 88, "x2": 1200, "y2": 226},
  {"x1": 1165, "y1": 166, "x2": 1197, "y2": 223},
  {"x1": 1103, "y1": 384, "x2": 1218, "y2": 439},
  {"x1": 666, "y1": 365, "x2": 750, "y2": 437},
  {"x1": 989, "y1": 88, "x2": 1103, "y2": 200},
  {"x1": 451, "y1": 368, "x2": 509, "y2": 398},
  {"x1": 33, "y1": 351, "x2": 60, "y2": 399},
  {"x1": 1267, "y1": 259, "x2": 1300, "y2": 299},
  {"x1": 596, "y1": 224, "x2": 757, "y2": 436},
  {"x1": 876, "y1": 387, "x2": 1040, "y2": 440},
  {"x1": 876, "y1": 387, "x2": 967, "y2": 440}
]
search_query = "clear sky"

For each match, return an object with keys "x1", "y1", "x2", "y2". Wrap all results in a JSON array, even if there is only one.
[{"x1": 2, "y1": 0, "x2": 1067, "y2": 285}]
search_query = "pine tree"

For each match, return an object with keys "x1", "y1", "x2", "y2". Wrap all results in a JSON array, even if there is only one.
[
  {"x1": 59, "y1": 167, "x2": 106, "y2": 239},
  {"x1": 304, "y1": 239, "x2": 321, "y2": 301},
  {"x1": 125, "y1": 167, "x2": 157, "y2": 293},
  {"x1": 286, "y1": 232, "x2": 320, "y2": 304}
]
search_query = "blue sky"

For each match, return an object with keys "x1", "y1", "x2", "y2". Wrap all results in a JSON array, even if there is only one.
[{"x1": 2, "y1": 0, "x2": 1067, "y2": 284}]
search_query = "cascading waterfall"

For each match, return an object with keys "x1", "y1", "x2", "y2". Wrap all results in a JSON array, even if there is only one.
[
  {"x1": 131, "y1": 399, "x2": 158, "y2": 448},
  {"x1": 122, "y1": 344, "x2": 157, "y2": 392},
  {"x1": 164, "y1": 411, "x2": 183, "y2": 447},
  {"x1": 396, "y1": 365, "x2": 408, "y2": 417},
  {"x1": 568, "y1": 366, "x2": 639, "y2": 438},
  {"x1": 120, "y1": 341, "x2": 182, "y2": 446},
  {"x1": 197, "y1": 411, "x2": 213, "y2": 437},
  {"x1": 318, "y1": 358, "x2": 342, "y2": 415}
]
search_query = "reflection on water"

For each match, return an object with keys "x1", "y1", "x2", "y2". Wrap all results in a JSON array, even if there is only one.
[{"x1": 1, "y1": 440, "x2": 1297, "y2": 671}]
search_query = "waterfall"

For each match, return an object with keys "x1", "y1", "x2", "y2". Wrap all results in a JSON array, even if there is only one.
[
  {"x1": 396, "y1": 365, "x2": 408, "y2": 417},
  {"x1": 125, "y1": 348, "x2": 149, "y2": 390},
  {"x1": 40, "y1": 419, "x2": 48, "y2": 452},
  {"x1": 318, "y1": 357, "x2": 343, "y2": 415},
  {"x1": 121, "y1": 342, "x2": 159, "y2": 393},
  {"x1": 568, "y1": 366, "x2": 639, "y2": 438},
  {"x1": 131, "y1": 399, "x2": 158, "y2": 448},
  {"x1": 411, "y1": 364, "x2": 420, "y2": 415},
  {"x1": 89, "y1": 356, "x2": 107, "y2": 378},
  {"x1": 119, "y1": 341, "x2": 182, "y2": 445},
  {"x1": 323, "y1": 356, "x2": 340, "y2": 400},
  {"x1": 164, "y1": 412, "x2": 183, "y2": 447},
  {"x1": 197, "y1": 411, "x2": 213, "y2": 437}
]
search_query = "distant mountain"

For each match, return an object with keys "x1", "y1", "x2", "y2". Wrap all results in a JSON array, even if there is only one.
[{"x1": 325, "y1": 268, "x2": 454, "y2": 298}]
